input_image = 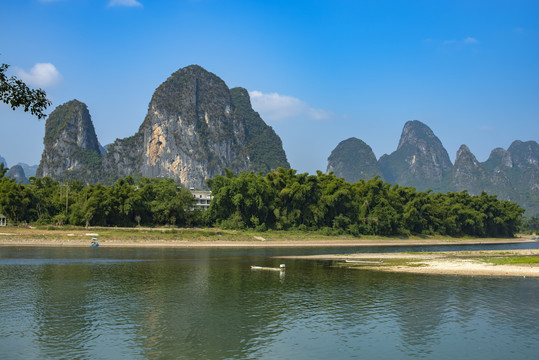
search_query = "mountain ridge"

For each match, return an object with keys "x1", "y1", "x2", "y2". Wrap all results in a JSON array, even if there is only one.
[{"x1": 328, "y1": 120, "x2": 538, "y2": 216}]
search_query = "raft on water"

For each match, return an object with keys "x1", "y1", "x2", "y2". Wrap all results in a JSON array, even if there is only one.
[{"x1": 251, "y1": 264, "x2": 286, "y2": 271}]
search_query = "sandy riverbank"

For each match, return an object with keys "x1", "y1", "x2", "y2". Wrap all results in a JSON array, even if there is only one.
[
  {"x1": 0, "y1": 236, "x2": 535, "y2": 248},
  {"x1": 0, "y1": 226, "x2": 536, "y2": 249},
  {"x1": 282, "y1": 249, "x2": 539, "y2": 278}
]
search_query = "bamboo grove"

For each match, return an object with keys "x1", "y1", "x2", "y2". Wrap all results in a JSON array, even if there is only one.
[
  {"x1": 0, "y1": 165, "x2": 525, "y2": 237},
  {"x1": 207, "y1": 168, "x2": 524, "y2": 237}
]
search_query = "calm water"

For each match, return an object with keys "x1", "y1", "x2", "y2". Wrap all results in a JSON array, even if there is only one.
[{"x1": 1, "y1": 245, "x2": 538, "y2": 359}]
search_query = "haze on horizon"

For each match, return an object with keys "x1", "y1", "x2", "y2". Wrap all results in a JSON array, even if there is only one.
[{"x1": 1, "y1": 0, "x2": 537, "y2": 174}]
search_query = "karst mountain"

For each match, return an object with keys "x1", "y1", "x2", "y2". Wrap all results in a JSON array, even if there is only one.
[
  {"x1": 37, "y1": 65, "x2": 289, "y2": 188},
  {"x1": 327, "y1": 120, "x2": 538, "y2": 215}
]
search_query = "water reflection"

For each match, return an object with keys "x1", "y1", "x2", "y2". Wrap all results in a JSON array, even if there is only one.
[{"x1": 0, "y1": 247, "x2": 538, "y2": 359}]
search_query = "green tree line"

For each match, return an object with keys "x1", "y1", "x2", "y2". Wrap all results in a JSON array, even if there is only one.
[
  {"x1": 207, "y1": 168, "x2": 524, "y2": 237},
  {"x1": 0, "y1": 171, "x2": 201, "y2": 227},
  {"x1": 0, "y1": 166, "x2": 525, "y2": 237}
]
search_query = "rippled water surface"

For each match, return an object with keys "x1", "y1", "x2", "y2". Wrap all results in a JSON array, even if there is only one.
[{"x1": 1, "y1": 246, "x2": 538, "y2": 359}]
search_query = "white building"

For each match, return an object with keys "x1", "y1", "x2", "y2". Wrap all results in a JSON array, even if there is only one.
[
  {"x1": 0, "y1": 214, "x2": 6, "y2": 226},
  {"x1": 189, "y1": 190, "x2": 212, "y2": 211}
]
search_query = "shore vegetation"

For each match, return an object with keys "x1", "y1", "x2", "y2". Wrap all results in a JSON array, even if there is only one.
[{"x1": 0, "y1": 168, "x2": 526, "y2": 238}]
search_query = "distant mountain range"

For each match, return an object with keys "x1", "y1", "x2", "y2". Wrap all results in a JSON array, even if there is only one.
[
  {"x1": 18, "y1": 163, "x2": 38, "y2": 178},
  {"x1": 327, "y1": 120, "x2": 539, "y2": 216},
  {"x1": 0, "y1": 155, "x2": 38, "y2": 184}
]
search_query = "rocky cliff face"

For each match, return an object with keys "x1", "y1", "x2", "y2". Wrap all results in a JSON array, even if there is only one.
[
  {"x1": 38, "y1": 66, "x2": 288, "y2": 188},
  {"x1": 140, "y1": 65, "x2": 247, "y2": 186},
  {"x1": 379, "y1": 120, "x2": 452, "y2": 191},
  {"x1": 36, "y1": 100, "x2": 102, "y2": 181},
  {"x1": 326, "y1": 137, "x2": 382, "y2": 182},
  {"x1": 102, "y1": 65, "x2": 288, "y2": 188}
]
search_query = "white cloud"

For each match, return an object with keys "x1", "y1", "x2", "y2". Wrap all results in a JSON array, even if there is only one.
[
  {"x1": 16, "y1": 63, "x2": 62, "y2": 88},
  {"x1": 249, "y1": 90, "x2": 332, "y2": 121},
  {"x1": 463, "y1": 37, "x2": 478, "y2": 44},
  {"x1": 108, "y1": 0, "x2": 143, "y2": 7}
]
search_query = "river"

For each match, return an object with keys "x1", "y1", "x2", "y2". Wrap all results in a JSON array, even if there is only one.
[{"x1": 1, "y1": 244, "x2": 538, "y2": 359}]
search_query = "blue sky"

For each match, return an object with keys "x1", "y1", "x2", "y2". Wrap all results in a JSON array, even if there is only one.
[{"x1": 1, "y1": 0, "x2": 538, "y2": 174}]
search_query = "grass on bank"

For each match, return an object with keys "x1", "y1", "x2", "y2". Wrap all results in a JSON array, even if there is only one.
[
  {"x1": 0, "y1": 224, "x2": 372, "y2": 242},
  {"x1": 0, "y1": 224, "x2": 532, "y2": 243},
  {"x1": 483, "y1": 256, "x2": 539, "y2": 265},
  {"x1": 331, "y1": 248, "x2": 539, "y2": 272}
]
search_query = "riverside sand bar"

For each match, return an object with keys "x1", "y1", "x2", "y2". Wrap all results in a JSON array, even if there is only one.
[{"x1": 282, "y1": 249, "x2": 539, "y2": 278}]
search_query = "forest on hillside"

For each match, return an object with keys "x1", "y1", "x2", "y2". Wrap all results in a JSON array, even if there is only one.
[{"x1": 0, "y1": 165, "x2": 527, "y2": 237}]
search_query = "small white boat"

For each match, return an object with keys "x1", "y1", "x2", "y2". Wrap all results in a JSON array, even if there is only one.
[{"x1": 251, "y1": 264, "x2": 286, "y2": 271}]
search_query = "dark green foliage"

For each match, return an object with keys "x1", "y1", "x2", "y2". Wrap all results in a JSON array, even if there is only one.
[
  {"x1": 0, "y1": 167, "x2": 524, "y2": 236},
  {"x1": 0, "y1": 63, "x2": 51, "y2": 119},
  {"x1": 0, "y1": 163, "x2": 7, "y2": 178},
  {"x1": 0, "y1": 177, "x2": 34, "y2": 223},
  {"x1": 27, "y1": 177, "x2": 64, "y2": 223},
  {"x1": 521, "y1": 216, "x2": 539, "y2": 234},
  {"x1": 207, "y1": 169, "x2": 524, "y2": 237},
  {"x1": 0, "y1": 176, "x2": 194, "y2": 227}
]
